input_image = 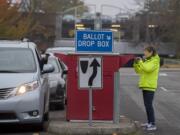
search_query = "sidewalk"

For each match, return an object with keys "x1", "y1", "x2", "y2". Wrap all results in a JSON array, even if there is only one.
[
  {"x1": 160, "y1": 67, "x2": 180, "y2": 71},
  {"x1": 48, "y1": 111, "x2": 141, "y2": 135},
  {"x1": 120, "y1": 67, "x2": 180, "y2": 71},
  {"x1": 161, "y1": 58, "x2": 180, "y2": 68},
  {"x1": 161, "y1": 65, "x2": 180, "y2": 69}
]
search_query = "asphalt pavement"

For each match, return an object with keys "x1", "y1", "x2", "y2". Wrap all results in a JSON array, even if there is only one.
[
  {"x1": 0, "y1": 124, "x2": 52, "y2": 135},
  {"x1": 119, "y1": 68, "x2": 180, "y2": 135},
  {"x1": 1, "y1": 68, "x2": 180, "y2": 135}
]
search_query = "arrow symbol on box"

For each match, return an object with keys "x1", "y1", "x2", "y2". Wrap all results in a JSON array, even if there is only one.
[{"x1": 88, "y1": 59, "x2": 100, "y2": 87}]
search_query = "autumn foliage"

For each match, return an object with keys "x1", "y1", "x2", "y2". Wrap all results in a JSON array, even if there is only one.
[{"x1": 0, "y1": 1, "x2": 37, "y2": 39}]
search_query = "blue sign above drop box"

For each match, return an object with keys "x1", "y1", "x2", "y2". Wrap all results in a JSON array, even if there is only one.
[{"x1": 76, "y1": 30, "x2": 113, "y2": 53}]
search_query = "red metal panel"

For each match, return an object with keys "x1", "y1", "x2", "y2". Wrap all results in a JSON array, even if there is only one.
[
  {"x1": 55, "y1": 53, "x2": 122, "y2": 121},
  {"x1": 92, "y1": 56, "x2": 120, "y2": 120},
  {"x1": 66, "y1": 55, "x2": 89, "y2": 120},
  {"x1": 65, "y1": 54, "x2": 120, "y2": 120}
]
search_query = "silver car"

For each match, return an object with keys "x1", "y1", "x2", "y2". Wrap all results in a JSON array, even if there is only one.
[
  {"x1": 46, "y1": 53, "x2": 68, "y2": 110},
  {"x1": 0, "y1": 41, "x2": 54, "y2": 129},
  {"x1": 46, "y1": 47, "x2": 75, "y2": 54}
]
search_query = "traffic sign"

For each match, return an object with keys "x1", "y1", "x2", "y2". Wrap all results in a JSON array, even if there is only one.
[
  {"x1": 78, "y1": 56, "x2": 102, "y2": 89},
  {"x1": 76, "y1": 30, "x2": 113, "y2": 53}
]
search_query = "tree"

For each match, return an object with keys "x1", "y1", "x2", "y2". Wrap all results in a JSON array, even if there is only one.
[
  {"x1": 0, "y1": 0, "x2": 87, "y2": 50},
  {"x1": 148, "y1": 0, "x2": 180, "y2": 55},
  {"x1": 0, "y1": 1, "x2": 38, "y2": 39},
  {"x1": 33, "y1": 0, "x2": 85, "y2": 13},
  {"x1": 167, "y1": 0, "x2": 180, "y2": 56}
]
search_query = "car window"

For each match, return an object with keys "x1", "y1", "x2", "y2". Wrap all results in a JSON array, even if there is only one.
[
  {"x1": 0, "y1": 48, "x2": 36, "y2": 73},
  {"x1": 35, "y1": 49, "x2": 43, "y2": 71}
]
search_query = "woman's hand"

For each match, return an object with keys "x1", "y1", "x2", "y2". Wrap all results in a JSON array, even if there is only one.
[{"x1": 134, "y1": 57, "x2": 142, "y2": 63}]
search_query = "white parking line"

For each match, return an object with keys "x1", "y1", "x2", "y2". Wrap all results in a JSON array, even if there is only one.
[
  {"x1": 120, "y1": 73, "x2": 168, "y2": 77},
  {"x1": 160, "y1": 87, "x2": 168, "y2": 92},
  {"x1": 160, "y1": 87, "x2": 180, "y2": 93},
  {"x1": 159, "y1": 73, "x2": 168, "y2": 77}
]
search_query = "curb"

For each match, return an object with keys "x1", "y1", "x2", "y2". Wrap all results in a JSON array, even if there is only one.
[
  {"x1": 164, "y1": 59, "x2": 180, "y2": 65},
  {"x1": 48, "y1": 117, "x2": 140, "y2": 135},
  {"x1": 160, "y1": 68, "x2": 180, "y2": 71}
]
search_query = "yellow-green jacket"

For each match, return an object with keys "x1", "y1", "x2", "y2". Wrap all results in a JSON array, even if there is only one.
[{"x1": 133, "y1": 55, "x2": 160, "y2": 91}]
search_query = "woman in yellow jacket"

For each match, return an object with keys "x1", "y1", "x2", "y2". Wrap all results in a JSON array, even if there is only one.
[{"x1": 134, "y1": 46, "x2": 160, "y2": 131}]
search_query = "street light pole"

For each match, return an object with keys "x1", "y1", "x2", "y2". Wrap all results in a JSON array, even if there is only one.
[
  {"x1": 59, "y1": 4, "x2": 96, "y2": 39},
  {"x1": 101, "y1": 4, "x2": 123, "y2": 16},
  {"x1": 100, "y1": 4, "x2": 128, "y2": 41},
  {"x1": 101, "y1": 4, "x2": 135, "y2": 17},
  {"x1": 146, "y1": 0, "x2": 151, "y2": 43},
  {"x1": 74, "y1": 4, "x2": 96, "y2": 31}
]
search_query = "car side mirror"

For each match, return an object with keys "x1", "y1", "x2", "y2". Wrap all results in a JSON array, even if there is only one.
[
  {"x1": 42, "y1": 64, "x2": 54, "y2": 74},
  {"x1": 62, "y1": 70, "x2": 68, "y2": 75}
]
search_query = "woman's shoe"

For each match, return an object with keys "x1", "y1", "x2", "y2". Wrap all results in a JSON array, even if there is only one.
[
  {"x1": 141, "y1": 123, "x2": 149, "y2": 127},
  {"x1": 146, "y1": 124, "x2": 157, "y2": 131}
]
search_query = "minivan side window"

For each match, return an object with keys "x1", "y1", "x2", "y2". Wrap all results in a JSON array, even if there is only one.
[{"x1": 35, "y1": 49, "x2": 43, "y2": 71}]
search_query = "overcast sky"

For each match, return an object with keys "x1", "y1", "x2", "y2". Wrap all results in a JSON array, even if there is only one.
[{"x1": 84, "y1": 0, "x2": 144, "y2": 16}]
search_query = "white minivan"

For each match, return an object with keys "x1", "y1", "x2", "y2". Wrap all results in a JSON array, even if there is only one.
[{"x1": 0, "y1": 41, "x2": 54, "y2": 129}]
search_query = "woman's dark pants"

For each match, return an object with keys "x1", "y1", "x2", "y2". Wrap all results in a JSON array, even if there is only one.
[{"x1": 143, "y1": 90, "x2": 155, "y2": 125}]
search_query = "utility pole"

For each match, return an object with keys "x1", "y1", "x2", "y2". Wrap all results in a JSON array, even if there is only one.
[
  {"x1": 145, "y1": 0, "x2": 151, "y2": 43},
  {"x1": 19, "y1": 0, "x2": 41, "y2": 12},
  {"x1": 94, "y1": 12, "x2": 102, "y2": 30}
]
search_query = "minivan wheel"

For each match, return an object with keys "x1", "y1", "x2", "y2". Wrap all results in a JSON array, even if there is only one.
[
  {"x1": 44, "y1": 111, "x2": 49, "y2": 121},
  {"x1": 38, "y1": 113, "x2": 49, "y2": 131},
  {"x1": 38, "y1": 121, "x2": 49, "y2": 131},
  {"x1": 35, "y1": 119, "x2": 48, "y2": 131},
  {"x1": 43, "y1": 96, "x2": 49, "y2": 121}
]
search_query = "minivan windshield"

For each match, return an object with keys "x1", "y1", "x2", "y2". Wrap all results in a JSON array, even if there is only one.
[{"x1": 0, "y1": 48, "x2": 36, "y2": 73}]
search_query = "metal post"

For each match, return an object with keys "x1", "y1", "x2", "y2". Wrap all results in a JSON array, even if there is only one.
[
  {"x1": 74, "y1": 7, "x2": 77, "y2": 31},
  {"x1": 55, "y1": 13, "x2": 62, "y2": 40},
  {"x1": 59, "y1": 14, "x2": 62, "y2": 40},
  {"x1": 113, "y1": 71, "x2": 120, "y2": 124},
  {"x1": 89, "y1": 87, "x2": 93, "y2": 126},
  {"x1": 60, "y1": 4, "x2": 96, "y2": 39}
]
